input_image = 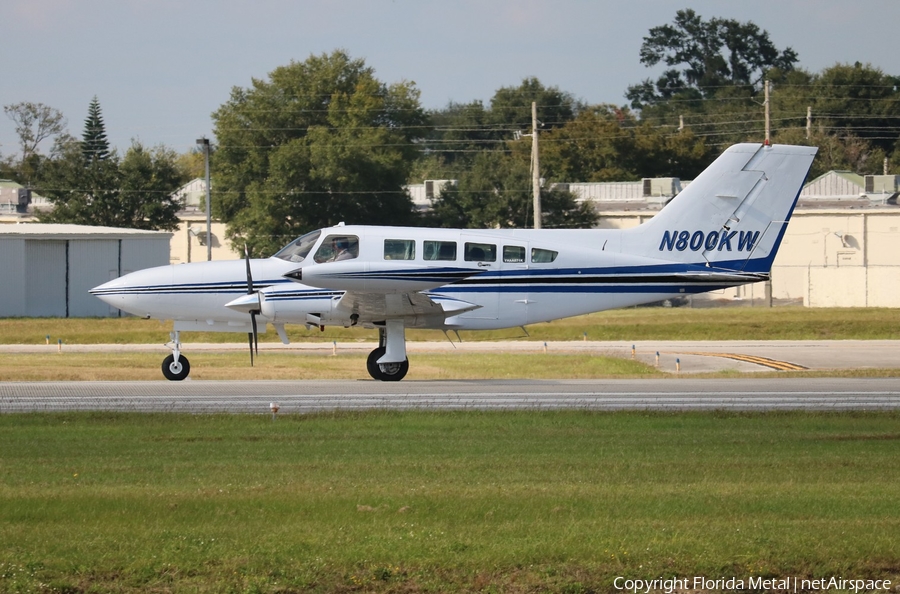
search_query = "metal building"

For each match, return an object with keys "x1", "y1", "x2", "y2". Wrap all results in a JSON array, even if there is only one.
[{"x1": 0, "y1": 224, "x2": 171, "y2": 317}]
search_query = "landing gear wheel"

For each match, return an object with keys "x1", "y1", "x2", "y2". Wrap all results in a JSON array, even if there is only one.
[
  {"x1": 162, "y1": 354, "x2": 190, "y2": 381},
  {"x1": 366, "y1": 347, "x2": 409, "y2": 382}
]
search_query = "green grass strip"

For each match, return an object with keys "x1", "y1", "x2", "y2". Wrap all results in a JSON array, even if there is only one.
[{"x1": 1, "y1": 411, "x2": 898, "y2": 592}]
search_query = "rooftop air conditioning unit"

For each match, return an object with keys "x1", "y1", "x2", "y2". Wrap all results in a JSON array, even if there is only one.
[
  {"x1": 865, "y1": 175, "x2": 899, "y2": 194},
  {"x1": 16, "y1": 188, "x2": 31, "y2": 214},
  {"x1": 642, "y1": 177, "x2": 682, "y2": 197},
  {"x1": 424, "y1": 179, "x2": 457, "y2": 200}
]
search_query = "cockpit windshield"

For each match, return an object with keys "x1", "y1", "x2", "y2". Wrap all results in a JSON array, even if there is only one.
[{"x1": 273, "y1": 230, "x2": 321, "y2": 262}]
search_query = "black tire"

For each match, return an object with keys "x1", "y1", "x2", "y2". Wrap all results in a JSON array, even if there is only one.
[
  {"x1": 162, "y1": 354, "x2": 190, "y2": 381},
  {"x1": 366, "y1": 347, "x2": 409, "y2": 381}
]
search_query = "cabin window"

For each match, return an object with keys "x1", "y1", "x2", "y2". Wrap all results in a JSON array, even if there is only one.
[
  {"x1": 313, "y1": 234, "x2": 359, "y2": 263},
  {"x1": 384, "y1": 239, "x2": 415, "y2": 260},
  {"x1": 274, "y1": 230, "x2": 321, "y2": 262},
  {"x1": 424, "y1": 240, "x2": 457, "y2": 261},
  {"x1": 503, "y1": 245, "x2": 526, "y2": 263},
  {"x1": 531, "y1": 248, "x2": 558, "y2": 263},
  {"x1": 464, "y1": 242, "x2": 496, "y2": 262}
]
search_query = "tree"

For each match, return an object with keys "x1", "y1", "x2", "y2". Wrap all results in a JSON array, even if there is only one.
[
  {"x1": 420, "y1": 79, "x2": 581, "y2": 176},
  {"x1": 82, "y1": 96, "x2": 110, "y2": 162},
  {"x1": 809, "y1": 63, "x2": 900, "y2": 153},
  {"x1": 489, "y1": 77, "x2": 580, "y2": 131},
  {"x1": 420, "y1": 100, "x2": 496, "y2": 170},
  {"x1": 3, "y1": 101, "x2": 68, "y2": 184},
  {"x1": 38, "y1": 98, "x2": 185, "y2": 230},
  {"x1": 117, "y1": 143, "x2": 185, "y2": 230},
  {"x1": 539, "y1": 106, "x2": 711, "y2": 182},
  {"x1": 212, "y1": 50, "x2": 428, "y2": 256},
  {"x1": 773, "y1": 128, "x2": 887, "y2": 179},
  {"x1": 626, "y1": 9, "x2": 798, "y2": 108},
  {"x1": 40, "y1": 97, "x2": 119, "y2": 226},
  {"x1": 428, "y1": 151, "x2": 597, "y2": 229},
  {"x1": 3, "y1": 101, "x2": 67, "y2": 160},
  {"x1": 37, "y1": 136, "x2": 120, "y2": 226}
]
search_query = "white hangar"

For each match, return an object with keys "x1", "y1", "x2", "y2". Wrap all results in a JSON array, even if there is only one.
[{"x1": 0, "y1": 224, "x2": 171, "y2": 317}]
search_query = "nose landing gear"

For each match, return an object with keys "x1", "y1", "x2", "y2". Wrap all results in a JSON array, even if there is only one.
[{"x1": 162, "y1": 330, "x2": 190, "y2": 381}]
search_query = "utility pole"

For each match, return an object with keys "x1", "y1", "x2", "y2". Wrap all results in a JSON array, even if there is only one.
[
  {"x1": 196, "y1": 137, "x2": 212, "y2": 261},
  {"x1": 806, "y1": 106, "x2": 812, "y2": 140},
  {"x1": 531, "y1": 101, "x2": 542, "y2": 229}
]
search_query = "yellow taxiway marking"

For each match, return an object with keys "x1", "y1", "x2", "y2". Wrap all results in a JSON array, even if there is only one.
[{"x1": 680, "y1": 352, "x2": 808, "y2": 371}]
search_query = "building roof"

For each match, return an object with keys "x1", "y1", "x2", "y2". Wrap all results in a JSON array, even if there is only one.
[
  {"x1": 800, "y1": 171, "x2": 866, "y2": 199},
  {"x1": 0, "y1": 223, "x2": 172, "y2": 239}
]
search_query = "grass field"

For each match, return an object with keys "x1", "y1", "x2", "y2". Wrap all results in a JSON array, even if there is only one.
[
  {"x1": 1, "y1": 351, "x2": 899, "y2": 382},
  {"x1": 0, "y1": 352, "x2": 662, "y2": 381},
  {"x1": 1, "y1": 411, "x2": 898, "y2": 593},
  {"x1": 5, "y1": 307, "x2": 900, "y2": 346}
]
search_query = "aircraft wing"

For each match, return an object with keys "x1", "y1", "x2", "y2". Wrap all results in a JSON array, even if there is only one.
[
  {"x1": 285, "y1": 261, "x2": 487, "y2": 293},
  {"x1": 336, "y1": 291, "x2": 481, "y2": 322}
]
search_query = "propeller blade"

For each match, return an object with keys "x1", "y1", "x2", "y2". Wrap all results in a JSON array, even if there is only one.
[
  {"x1": 251, "y1": 311, "x2": 259, "y2": 356},
  {"x1": 245, "y1": 244, "x2": 259, "y2": 366},
  {"x1": 244, "y1": 244, "x2": 254, "y2": 294}
]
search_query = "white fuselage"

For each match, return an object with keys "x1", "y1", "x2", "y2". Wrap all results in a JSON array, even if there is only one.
[{"x1": 91, "y1": 226, "x2": 747, "y2": 334}]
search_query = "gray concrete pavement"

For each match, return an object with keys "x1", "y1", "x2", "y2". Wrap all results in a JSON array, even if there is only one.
[
  {"x1": 2, "y1": 377, "x2": 900, "y2": 413},
  {"x1": 3, "y1": 340, "x2": 899, "y2": 373}
]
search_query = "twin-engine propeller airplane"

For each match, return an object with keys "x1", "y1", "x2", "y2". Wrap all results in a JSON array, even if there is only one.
[{"x1": 91, "y1": 143, "x2": 817, "y2": 381}]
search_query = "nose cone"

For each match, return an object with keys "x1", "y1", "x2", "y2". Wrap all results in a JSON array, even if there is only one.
[
  {"x1": 89, "y1": 266, "x2": 175, "y2": 317},
  {"x1": 90, "y1": 266, "x2": 171, "y2": 298}
]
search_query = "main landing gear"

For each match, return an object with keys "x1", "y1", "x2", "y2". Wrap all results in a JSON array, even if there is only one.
[
  {"x1": 158, "y1": 326, "x2": 410, "y2": 382},
  {"x1": 366, "y1": 323, "x2": 409, "y2": 381},
  {"x1": 162, "y1": 330, "x2": 190, "y2": 381}
]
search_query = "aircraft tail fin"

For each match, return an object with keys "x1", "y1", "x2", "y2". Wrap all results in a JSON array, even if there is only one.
[{"x1": 623, "y1": 143, "x2": 817, "y2": 273}]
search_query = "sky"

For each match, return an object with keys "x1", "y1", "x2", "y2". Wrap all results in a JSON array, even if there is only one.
[{"x1": 3, "y1": 0, "x2": 899, "y2": 157}]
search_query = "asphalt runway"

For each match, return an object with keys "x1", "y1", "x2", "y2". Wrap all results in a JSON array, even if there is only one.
[{"x1": 2, "y1": 377, "x2": 900, "y2": 413}]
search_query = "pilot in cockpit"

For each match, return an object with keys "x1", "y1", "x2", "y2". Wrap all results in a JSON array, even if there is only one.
[{"x1": 331, "y1": 237, "x2": 358, "y2": 261}]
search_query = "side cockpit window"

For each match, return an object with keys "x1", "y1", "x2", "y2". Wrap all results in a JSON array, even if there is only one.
[
  {"x1": 314, "y1": 235, "x2": 359, "y2": 263},
  {"x1": 531, "y1": 248, "x2": 558, "y2": 263},
  {"x1": 274, "y1": 230, "x2": 321, "y2": 262}
]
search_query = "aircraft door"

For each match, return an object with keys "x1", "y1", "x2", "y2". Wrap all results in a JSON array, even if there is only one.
[
  {"x1": 456, "y1": 240, "x2": 501, "y2": 320},
  {"x1": 499, "y1": 244, "x2": 529, "y2": 326}
]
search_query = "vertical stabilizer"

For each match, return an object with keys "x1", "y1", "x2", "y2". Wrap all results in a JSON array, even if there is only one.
[{"x1": 623, "y1": 143, "x2": 817, "y2": 272}]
